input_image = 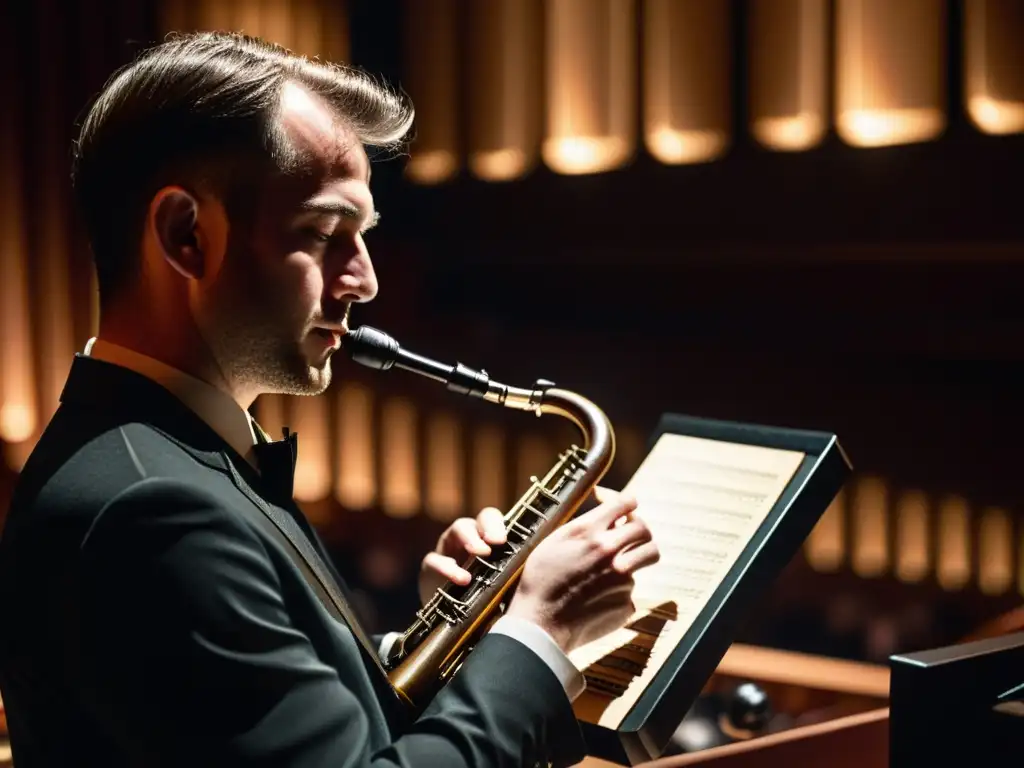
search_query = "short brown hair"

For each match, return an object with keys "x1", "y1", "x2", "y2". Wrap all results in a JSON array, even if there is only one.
[{"x1": 72, "y1": 31, "x2": 414, "y2": 304}]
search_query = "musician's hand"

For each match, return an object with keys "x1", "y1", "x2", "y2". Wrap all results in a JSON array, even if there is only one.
[
  {"x1": 506, "y1": 486, "x2": 659, "y2": 655},
  {"x1": 419, "y1": 506, "x2": 507, "y2": 605}
]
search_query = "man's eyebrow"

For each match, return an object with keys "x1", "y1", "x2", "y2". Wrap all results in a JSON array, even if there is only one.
[{"x1": 298, "y1": 200, "x2": 380, "y2": 230}]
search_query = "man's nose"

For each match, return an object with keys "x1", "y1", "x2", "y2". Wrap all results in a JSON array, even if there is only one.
[{"x1": 330, "y1": 244, "x2": 378, "y2": 303}]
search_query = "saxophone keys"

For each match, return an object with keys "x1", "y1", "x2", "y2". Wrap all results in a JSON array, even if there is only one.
[
  {"x1": 521, "y1": 503, "x2": 548, "y2": 520},
  {"x1": 535, "y1": 485, "x2": 560, "y2": 503},
  {"x1": 436, "y1": 588, "x2": 470, "y2": 611},
  {"x1": 509, "y1": 520, "x2": 532, "y2": 539}
]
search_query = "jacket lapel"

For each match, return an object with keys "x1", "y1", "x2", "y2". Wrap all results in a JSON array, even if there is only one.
[
  {"x1": 221, "y1": 452, "x2": 391, "y2": 681},
  {"x1": 59, "y1": 355, "x2": 395, "y2": 691}
]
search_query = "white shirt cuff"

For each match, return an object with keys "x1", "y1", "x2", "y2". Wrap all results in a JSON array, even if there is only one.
[
  {"x1": 378, "y1": 631, "x2": 401, "y2": 663},
  {"x1": 488, "y1": 615, "x2": 587, "y2": 702},
  {"x1": 378, "y1": 620, "x2": 586, "y2": 703}
]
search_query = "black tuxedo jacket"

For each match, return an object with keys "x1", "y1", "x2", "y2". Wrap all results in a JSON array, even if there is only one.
[{"x1": 0, "y1": 355, "x2": 585, "y2": 767}]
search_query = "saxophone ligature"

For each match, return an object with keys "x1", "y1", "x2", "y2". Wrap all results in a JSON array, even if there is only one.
[{"x1": 344, "y1": 325, "x2": 615, "y2": 711}]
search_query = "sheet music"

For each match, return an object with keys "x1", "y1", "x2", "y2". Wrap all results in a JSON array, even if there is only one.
[{"x1": 571, "y1": 432, "x2": 806, "y2": 729}]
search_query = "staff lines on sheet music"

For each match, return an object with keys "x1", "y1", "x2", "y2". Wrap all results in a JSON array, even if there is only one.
[
  {"x1": 644, "y1": 542, "x2": 730, "y2": 563},
  {"x1": 660, "y1": 456, "x2": 790, "y2": 483},
  {"x1": 663, "y1": 523, "x2": 741, "y2": 543},
  {"x1": 641, "y1": 497, "x2": 758, "y2": 523},
  {"x1": 636, "y1": 563, "x2": 718, "y2": 581},
  {"x1": 640, "y1": 497, "x2": 760, "y2": 522},
  {"x1": 630, "y1": 557, "x2": 720, "y2": 581},
  {"x1": 634, "y1": 578, "x2": 712, "y2": 600},
  {"x1": 634, "y1": 574, "x2": 712, "y2": 593},
  {"x1": 571, "y1": 435, "x2": 808, "y2": 723},
  {"x1": 666, "y1": 564, "x2": 717, "y2": 578},
  {"x1": 654, "y1": 538, "x2": 735, "y2": 557},
  {"x1": 639, "y1": 480, "x2": 767, "y2": 506},
  {"x1": 651, "y1": 460, "x2": 786, "y2": 491}
]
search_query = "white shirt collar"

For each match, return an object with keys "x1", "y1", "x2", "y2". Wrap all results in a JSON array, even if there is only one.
[{"x1": 84, "y1": 337, "x2": 260, "y2": 467}]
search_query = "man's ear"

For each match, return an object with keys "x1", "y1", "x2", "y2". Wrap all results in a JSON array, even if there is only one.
[{"x1": 150, "y1": 186, "x2": 205, "y2": 280}]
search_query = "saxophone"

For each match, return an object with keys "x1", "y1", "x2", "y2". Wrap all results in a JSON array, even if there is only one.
[{"x1": 344, "y1": 326, "x2": 616, "y2": 710}]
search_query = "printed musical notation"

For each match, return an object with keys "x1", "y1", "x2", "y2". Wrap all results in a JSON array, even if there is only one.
[{"x1": 571, "y1": 433, "x2": 806, "y2": 729}]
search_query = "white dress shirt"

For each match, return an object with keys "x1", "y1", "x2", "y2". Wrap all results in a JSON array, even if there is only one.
[{"x1": 83, "y1": 338, "x2": 586, "y2": 702}]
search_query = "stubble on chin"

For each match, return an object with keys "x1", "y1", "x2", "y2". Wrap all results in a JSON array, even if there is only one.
[
  {"x1": 298, "y1": 352, "x2": 333, "y2": 395},
  {"x1": 204, "y1": 242, "x2": 337, "y2": 398},
  {"x1": 209, "y1": 318, "x2": 328, "y2": 399},
  {"x1": 248, "y1": 336, "x2": 333, "y2": 397}
]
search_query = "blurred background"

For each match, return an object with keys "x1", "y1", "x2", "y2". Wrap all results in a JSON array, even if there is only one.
[{"x1": 1, "y1": 0, "x2": 1023, "y2": 674}]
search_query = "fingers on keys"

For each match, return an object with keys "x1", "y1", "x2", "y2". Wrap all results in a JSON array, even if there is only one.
[
  {"x1": 476, "y1": 506, "x2": 507, "y2": 546},
  {"x1": 422, "y1": 551, "x2": 472, "y2": 586}
]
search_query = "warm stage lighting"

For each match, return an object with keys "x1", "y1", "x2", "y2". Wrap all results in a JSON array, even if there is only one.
[
  {"x1": 749, "y1": 0, "x2": 827, "y2": 152},
  {"x1": 851, "y1": 475, "x2": 889, "y2": 578},
  {"x1": 805, "y1": 489, "x2": 846, "y2": 573},
  {"x1": 835, "y1": 0, "x2": 947, "y2": 148},
  {"x1": 0, "y1": 403, "x2": 35, "y2": 445},
  {"x1": 425, "y1": 411, "x2": 463, "y2": 522},
  {"x1": 380, "y1": 396, "x2": 420, "y2": 519},
  {"x1": 543, "y1": 136, "x2": 633, "y2": 176},
  {"x1": 643, "y1": 0, "x2": 731, "y2": 165},
  {"x1": 752, "y1": 113, "x2": 826, "y2": 151},
  {"x1": 645, "y1": 127, "x2": 729, "y2": 165},
  {"x1": 969, "y1": 97, "x2": 1024, "y2": 135},
  {"x1": 403, "y1": 0, "x2": 460, "y2": 184},
  {"x1": 405, "y1": 150, "x2": 459, "y2": 186},
  {"x1": 291, "y1": 394, "x2": 332, "y2": 505},
  {"x1": 471, "y1": 423, "x2": 507, "y2": 513},
  {"x1": 837, "y1": 108, "x2": 946, "y2": 148},
  {"x1": 467, "y1": 0, "x2": 542, "y2": 182},
  {"x1": 965, "y1": 0, "x2": 1024, "y2": 135},
  {"x1": 977, "y1": 507, "x2": 1013, "y2": 596},
  {"x1": 936, "y1": 495, "x2": 971, "y2": 591},
  {"x1": 335, "y1": 381, "x2": 376, "y2": 511},
  {"x1": 470, "y1": 149, "x2": 531, "y2": 182},
  {"x1": 543, "y1": 0, "x2": 636, "y2": 175},
  {"x1": 895, "y1": 490, "x2": 930, "y2": 583}
]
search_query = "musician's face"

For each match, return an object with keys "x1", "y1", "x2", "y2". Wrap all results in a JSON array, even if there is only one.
[{"x1": 200, "y1": 82, "x2": 379, "y2": 400}]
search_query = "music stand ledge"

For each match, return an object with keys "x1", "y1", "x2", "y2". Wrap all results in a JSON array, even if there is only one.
[
  {"x1": 889, "y1": 631, "x2": 1024, "y2": 765},
  {"x1": 577, "y1": 640, "x2": 891, "y2": 768},
  {"x1": 598, "y1": 707, "x2": 889, "y2": 768},
  {"x1": 578, "y1": 413, "x2": 853, "y2": 765}
]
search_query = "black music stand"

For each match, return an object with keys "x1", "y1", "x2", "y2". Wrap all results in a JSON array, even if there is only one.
[
  {"x1": 890, "y1": 631, "x2": 1024, "y2": 766},
  {"x1": 581, "y1": 413, "x2": 853, "y2": 765}
]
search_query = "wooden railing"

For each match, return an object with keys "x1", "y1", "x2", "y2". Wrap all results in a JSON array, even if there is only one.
[{"x1": 577, "y1": 642, "x2": 891, "y2": 767}]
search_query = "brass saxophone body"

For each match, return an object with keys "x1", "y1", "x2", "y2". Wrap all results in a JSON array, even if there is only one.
[{"x1": 345, "y1": 326, "x2": 615, "y2": 710}]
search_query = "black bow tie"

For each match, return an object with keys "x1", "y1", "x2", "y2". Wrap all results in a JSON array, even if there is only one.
[{"x1": 253, "y1": 426, "x2": 298, "y2": 502}]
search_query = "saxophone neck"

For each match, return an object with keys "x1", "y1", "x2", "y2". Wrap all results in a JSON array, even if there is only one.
[
  {"x1": 480, "y1": 379, "x2": 553, "y2": 413},
  {"x1": 462, "y1": 372, "x2": 615, "y2": 471},
  {"x1": 481, "y1": 377, "x2": 615, "y2": 482},
  {"x1": 344, "y1": 324, "x2": 614, "y2": 461},
  {"x1": 537, "y1": 386, "x2": 617, "y2": 471}
]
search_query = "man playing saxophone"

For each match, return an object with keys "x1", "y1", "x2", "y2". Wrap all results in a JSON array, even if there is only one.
[{"x1": 0, "y1": 32, "x2": 660, "y2": 768}]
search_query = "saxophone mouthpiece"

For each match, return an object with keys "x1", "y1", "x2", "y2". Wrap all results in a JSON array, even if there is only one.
[
  {"x1": 344, "y1": 325, "x2": 400, "y2": 370},
  {"x1": 345, "y1": 325, "x2": 491, "y2": 397},
  {"x1": 344, "y1": 326, "x2": 552, "y2": 412}
]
